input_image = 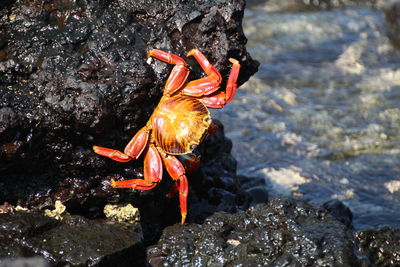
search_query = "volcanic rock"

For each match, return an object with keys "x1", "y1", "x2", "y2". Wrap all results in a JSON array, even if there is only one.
[
  {"x1": 0, "y1": 0, "x2": 258, "y2": 264},
  {"x1": 356, "y1": 226, "x2": 400, "y2": 267},
  {"x1": 147, "y1": 198, "x2": 361, "y2": 266},
  {"x1": 0, "y1": 211, "x2": 143, "y2": 266}
]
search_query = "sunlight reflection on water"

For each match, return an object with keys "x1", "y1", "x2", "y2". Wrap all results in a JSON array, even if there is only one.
[{"x1": 213, "y1": 6, "x2": 400, "y2": 229}]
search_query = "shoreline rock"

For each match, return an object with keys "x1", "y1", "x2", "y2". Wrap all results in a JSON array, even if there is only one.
[
  {"x1": 147, "y1": 198, "x2": 360, "y2": 266},
  {"x1": 1, "y1": 0, "x2": 399, "y2": 266},
  {"x1": 0, "y1": 0, "x2": 259, "y2": 265}
]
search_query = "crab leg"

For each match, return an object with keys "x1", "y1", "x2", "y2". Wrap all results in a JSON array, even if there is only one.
[
  {"x1": 124, "y1": 126, "x2": 149, "y2": 159},
  {"x1": 160, "y1": 152, "x2": 189, "y2": 224},
  {"x1": 147, "y1": 49, "x2": 190, "y2": 95},
  {"x1": 200, "y1": 58, "x2": 240, "y2": 109},
  {"x1": 92, "y1": 126, "x2": 149, "y2": 162},
  {"x1": 111, "y1": 144, "x2": 162, "y2": 190},
  {"x1": 182, "y1": 49, "x2": 222, "y2": 97},
  {"x1": 181, "y1": 75, "x2": 221, "y2": 97},
  {"x1": 186, "y1": 49, "x2": 222, "y2": 81},
  {"x1": 92, "y1": 146, "x2": 132, "y2": 162}
]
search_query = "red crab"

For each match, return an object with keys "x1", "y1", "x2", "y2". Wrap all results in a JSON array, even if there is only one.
[{"x1": 93, "y1": 49, "x2": 240, "y2": 224}]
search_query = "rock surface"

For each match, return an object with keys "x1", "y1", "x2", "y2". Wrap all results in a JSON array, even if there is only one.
[
  {"x1": 147, "y1": 197, "x2": 360, "y2": 266},
  {"x1": 356, "y1": 227, "x2": 400, "y2": 267},
  {"x1": 2, "y1": 0, "x2": 398, "y2": 266},
  {"x1": 322, "y1": 199, "x2": 353, "y2": 229},
  {"x1": 148, "y1": 196, "x2": 400, "y2": 267},
  {"x1": 0, "y1": 211, "x2": 143, "y2": 266},
  {"x1": 0, "y1": 0, "x2": 258, "y2": 206},
  {"x1": 0, "y1": 0, "x2": 258, "y2": 265}
]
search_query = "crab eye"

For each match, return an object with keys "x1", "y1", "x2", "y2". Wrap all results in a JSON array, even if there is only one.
[
  {"x1": 190, "y1": 144, "x2": 197, "y2": 151},
  {"x1": 205, "y1": 117, "x2": 211, "y2": 123}
]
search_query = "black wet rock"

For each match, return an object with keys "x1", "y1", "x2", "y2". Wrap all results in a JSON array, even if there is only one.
[
  {"x1": 356, "y1": 227, "x2": 400, "y2": 267},
  {"x1": 384, "y1": 2, "x2": 400, "y2": 49},
  {"x1": 237, "y1": 175, "x2": 269, "y2": 205},
  {"x1": 0, "y1": 0, "x2": 257, "y2": 221},
  {"x1": 322, "y1": 199, "x2": 353, "y2": 229},
  {"x1": 0, "y1": 0, "x2": 258, "y2": 263},
  {"x1": 0, "y1": 0, "x2": 258, "y2": 205},
  {"x1": 147, "y1": 197, "x2": 360, "y2": 266},
  {"x1": 0, "y1": 211, "x2": 144, "y2": 266}
]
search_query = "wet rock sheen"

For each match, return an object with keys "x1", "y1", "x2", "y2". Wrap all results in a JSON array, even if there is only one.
[
  {"x1": 0, "y1": 211, "x2": 144, "y2": 266},
  {"x1": 0, "y1": 0, "x2": 258, "y2": 265},
  {"x1": 147, "y1": 198, "x2": 360, "y2": 266}
]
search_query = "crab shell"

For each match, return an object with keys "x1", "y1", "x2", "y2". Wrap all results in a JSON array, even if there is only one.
[
  {"x1": 151, "y1": 95, "x2": 211, "y2": 155},
  {"x1": 92, "y1": 48, "x2": 240, "y2": 225}
]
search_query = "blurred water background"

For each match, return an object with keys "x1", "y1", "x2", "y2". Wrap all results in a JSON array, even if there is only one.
[{"x1": 213, "y1": 0, "x2": 400, "y2": 230}]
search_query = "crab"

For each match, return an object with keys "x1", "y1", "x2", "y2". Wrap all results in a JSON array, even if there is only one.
[{"x1": 93, "y1": 49, "x2": 240, "y2": 224}]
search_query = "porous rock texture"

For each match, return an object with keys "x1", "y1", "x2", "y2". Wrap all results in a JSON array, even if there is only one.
[
  {"x1": 356, "y1": 227, "x2": 400, "y2": 267},
  {"x1": 148, "y1": 197, "x2": 400, "y2": 267},
  {"x1": 0, "y1": 0, "x2": 258, "y2": 265},
  {"x1": 147, "y1": 198, "x2": 361, "y2": 266},
  {"x1": 0, "y1": 211, "x2": 144, "y2": 266},
  {"x1": 0, "y1": 0, "x2": 257, "y2": 200}
]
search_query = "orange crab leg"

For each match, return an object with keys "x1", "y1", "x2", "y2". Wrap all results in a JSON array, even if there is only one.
[
  {"x1": 181, "y1": 75, "x2": 221, "y2": 97},
  {"x1": 186, "y1": 49, "x2": 222, "y2": 81},
  {"x1": 111, "y1": 144, "x2": 162, "y2": 190},
  {"x1": 200, "y1": 58, "x2": 240, "y2": 109},
  {"x1": 161, "y1": 153, "x2": 189, "y2": 224},
  {"x1": 92, "y1": 126, "x2": 149, "y2": 162},
  {"x1": 124, "y1": 126, "x2": 149, "y2": 159},
  {"x1": 147, "y1": 49, "x2": 187, "y2": 65},
  {"x1": 182, "y1": 49, "x2": 223, "y2": 97},
  {"x1": 93, "y1": 146, "x2": 132, "y2": 162},
  {"x1": 147, "y1": 49, "x2": 190, "y2": 95}
]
